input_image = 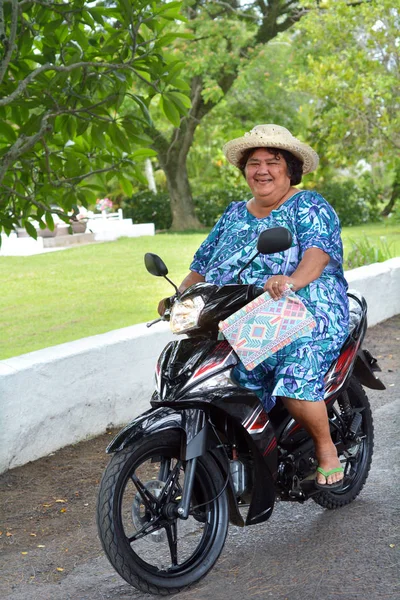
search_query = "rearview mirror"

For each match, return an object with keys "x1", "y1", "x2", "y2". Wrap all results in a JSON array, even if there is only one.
[
  {"x1": 257, "y1": 227, "x2": 292, "y2": 254},
  {"x1": 144, "y1": 253, "x2": 168, "y2": 277}
]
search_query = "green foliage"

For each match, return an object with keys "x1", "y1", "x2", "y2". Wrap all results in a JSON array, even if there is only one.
[
  {"x1": 122, "y1": 174, "x2": 384, "y2": 230},
  {"x1": 289, "y1": 0, "x2": 400, "y2": 169},
  {"x1": 123, "y1": 187, "x2": 250, "y2": 230},
  {"x1": 194, "y1": 188, "x2": 248, "y2": 227},
  {"x1": 0, "y1": 0, "x2": 191, "y2": 238},
  {"x1": 314, "y1": 177, "x2": 381, "y2": 226},
  {"x1": 122, "y1": 191, "x2": 172, "y2": 230},
  {"x1": 387, "y1": 203, "x2": 400, "y2": 223},
  {"x1": 345, "y1": 236, "x2": 396, "y2": 270},
  {"x1": 187, "y1": 42, "x2": 307, "y2": 195},
  {"x1": 143, "y1": 0, "x2": 309, "y2": 230}
]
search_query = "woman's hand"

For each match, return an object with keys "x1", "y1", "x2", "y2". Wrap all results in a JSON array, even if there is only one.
[
  {"x1": 263, "y1": 275, "x2": 296, "y2": 300},
  {"x1": 264, "y1": 249, "x2": 330, "y2": 300},
  {"x1": 157, "y1": 297, "x2": 172, "y2": 316}
]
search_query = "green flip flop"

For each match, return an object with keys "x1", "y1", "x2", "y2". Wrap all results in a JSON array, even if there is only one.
[{"x1": 315, "y1": 466, "x2": 344, "y2": 491}]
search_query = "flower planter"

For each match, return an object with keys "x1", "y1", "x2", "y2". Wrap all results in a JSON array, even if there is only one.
[
  {"x1": 71, "y1": 220, "x2": 87, "y2": 234},
  {"x1": 38, "y1": 226, "x2": 58, "y2": 238},
  {"x1": 56, "y1": 224, "x2": 70, "y2": 237}
]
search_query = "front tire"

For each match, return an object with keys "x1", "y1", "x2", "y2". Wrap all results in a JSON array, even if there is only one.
[
  {"x1": 97, "y1": 429, "x2": 229, "y2": 595},
  {"x1": 313, "y1": 377, "x2": 374, "y2": 509}
]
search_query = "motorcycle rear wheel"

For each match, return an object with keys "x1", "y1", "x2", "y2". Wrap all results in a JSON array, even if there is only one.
[
  {"x1": 97, "y1": 429, "x2": 229, "y2": 595},
  {"x1": 313, "y1": 377, "x2": 374, "y2": 509}
]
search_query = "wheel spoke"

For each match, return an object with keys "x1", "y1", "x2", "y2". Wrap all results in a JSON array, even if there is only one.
[
  {"x1": 165, "y1": 520, "x2": 178, "y2": 566},
  {"x1": 131, "y1": 473, "x2": 159, "y2": 514},
  {"x1": 128, "y1": 516, "x2": 163, "y2": 543},
  {"x1": 159, "y1": 460, "x2": 183, "y2": 504}
]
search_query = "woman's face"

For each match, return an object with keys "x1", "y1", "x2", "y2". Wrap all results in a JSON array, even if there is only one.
[{"x1": 244, "y1": 148, "x2": 291, "y2": 203}]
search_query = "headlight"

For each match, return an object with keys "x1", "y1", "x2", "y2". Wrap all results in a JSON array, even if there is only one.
[{"x1": 170, "y1": 296, "x2": 205, "y2": 333}]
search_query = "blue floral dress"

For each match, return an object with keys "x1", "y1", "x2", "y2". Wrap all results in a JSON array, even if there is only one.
[{"x1": 190, "y1": 190, "x2": 349, "y2": 411}]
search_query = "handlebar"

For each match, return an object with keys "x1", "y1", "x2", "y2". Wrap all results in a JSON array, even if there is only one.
[
  {"x1": 146, "y1": 286, "x2": 264, "y2": 329},
  {"x1": 146, "y1": 307, "x2": 171, "y2": 328}
]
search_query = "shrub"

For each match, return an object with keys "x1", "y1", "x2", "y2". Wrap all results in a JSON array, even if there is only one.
[
  {"x1": 345, "y1": 236, "x2": 395, "y2": 270},
  {"x1": 122, "y1": 191, "x2": 172, "y2": 230},
  {"x1": 194, "y1": 187, "x2": 248, "y2": 227},
  {"x1": 122, "y1": 187, "x2": 248, "y2": 230},
  {"x1": 315, "y1": 178, "x2": 380, "y2": 226}
]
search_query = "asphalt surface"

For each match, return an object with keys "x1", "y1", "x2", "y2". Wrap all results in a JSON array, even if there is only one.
[{"x1": 3, "y1": 318, "x2": 400, "y2": 600}]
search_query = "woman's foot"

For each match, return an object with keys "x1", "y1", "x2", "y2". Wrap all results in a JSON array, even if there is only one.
[
  {"x1": 316, "y1": 449, "x2": 344, "y2": 486},
  {"x1": 280, "y1": 397, "x2": 344, "y2": 487}
]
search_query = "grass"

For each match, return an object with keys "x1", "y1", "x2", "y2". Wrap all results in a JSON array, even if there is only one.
[
  {"x1": 0, "y1": 220, "x2": 399, "y2": 360},
  {"x1": 0, "y1": 234, "x2": 207, "y2": 359},
  {"x1": 341, "y1": 220, "x2": 400, "y2": 268}
]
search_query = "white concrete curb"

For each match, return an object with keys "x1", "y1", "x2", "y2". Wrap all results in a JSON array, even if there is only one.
[{"x1": 1, "y1": 258, "x2": 399, "y2": 474}]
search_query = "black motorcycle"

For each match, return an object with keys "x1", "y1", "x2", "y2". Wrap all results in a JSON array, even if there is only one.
[{"x1": 97, "y1": 227, "x2": 385, "y2": 595}]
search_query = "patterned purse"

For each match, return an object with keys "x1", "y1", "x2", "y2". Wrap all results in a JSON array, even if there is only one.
[{"x1": 218, "y1": 288, "x2": 316, "y2": 371}]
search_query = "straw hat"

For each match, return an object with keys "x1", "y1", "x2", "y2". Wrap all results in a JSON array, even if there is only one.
[{"x1": 223, "y1": 124, "x2": 319, "y2": 174}]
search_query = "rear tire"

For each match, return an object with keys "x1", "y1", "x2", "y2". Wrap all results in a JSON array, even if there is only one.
[
  {"x1": 313, "y1": 377, "x2": 374, "y2": 509},
  {"x1": 97, "y1": 429, "x2": 229, "y2": 595}
]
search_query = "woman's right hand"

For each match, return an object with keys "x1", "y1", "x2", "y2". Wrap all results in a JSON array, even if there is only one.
[
  {"x1": 158, "y1": 296, "x2": 173, "y2": 316},
  {"x1": 157, "y1": 298, "x2": 167, "y2": 316}
]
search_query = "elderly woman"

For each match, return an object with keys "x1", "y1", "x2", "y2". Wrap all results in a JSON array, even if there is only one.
[{"x1": 160, "y1": 124, "x2": 349, "y2": 489}]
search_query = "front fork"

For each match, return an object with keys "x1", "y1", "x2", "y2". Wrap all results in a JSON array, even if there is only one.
[{"x1": 176, "y1": 409, "x2": 208, "y2": 519}]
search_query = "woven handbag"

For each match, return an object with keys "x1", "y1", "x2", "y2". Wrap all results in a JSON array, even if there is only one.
[{"x1": 218, "y1": 288, "x2": 316, "y2": 371}]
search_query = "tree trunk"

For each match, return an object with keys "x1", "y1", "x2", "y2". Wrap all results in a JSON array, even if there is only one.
[
  {"x1": 153, "y1": 77, "x2": 218, "y2": 231},
  {"x1": 163, "y1": 151, "x2": 202, "y2": 230},
  {"x1": 381, "y1": 162, "x2": 400, "y2": 216}
]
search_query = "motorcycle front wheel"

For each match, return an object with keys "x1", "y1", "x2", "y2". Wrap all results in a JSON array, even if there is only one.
[
  {"x1": 97, "y1": 429, "x2": 229, "y2": 595},
  {"x1": 313, "y1": 377, "x2": 374, "y2": 509}
]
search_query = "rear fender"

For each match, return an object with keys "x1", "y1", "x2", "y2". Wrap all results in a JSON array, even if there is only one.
[{"x1": 353, "y1": 349, "x2": 386, "y2": 390}]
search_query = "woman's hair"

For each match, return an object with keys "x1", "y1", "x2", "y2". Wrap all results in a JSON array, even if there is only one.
[{"x1": 237, "y1": 147, "x2": 303, "y2": 185}]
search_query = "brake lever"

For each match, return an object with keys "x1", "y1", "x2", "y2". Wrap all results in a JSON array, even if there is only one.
[
  {"x1": 146, "y1": 309, "x2": 171, "y2": 328},
  {"x1": 146, "y1": 317, "x2": 164, "y2": 328}
]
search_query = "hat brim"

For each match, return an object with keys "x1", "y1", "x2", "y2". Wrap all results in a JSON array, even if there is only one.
[{"x1": 223, "y1": 135, "x2": 319, "y2": 174}]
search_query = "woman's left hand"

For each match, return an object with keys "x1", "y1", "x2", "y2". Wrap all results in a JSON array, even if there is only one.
[{"x1": 264, "y1": 275, "x2": 297, "y2": 300}]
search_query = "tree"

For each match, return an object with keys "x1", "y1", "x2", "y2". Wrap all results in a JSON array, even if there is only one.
[
  {"x1": 186, "y1": 41, "x2": 308, "y2": 195},
  {"x1": 287, "y1": 0, "x2": 400, "y2": 213},
  {"x1": 146, "y1": 0, "x2": 310, "y2": 230},
  {"x1": 0, "y1": 0, "x2": 190, "y2": 237}
]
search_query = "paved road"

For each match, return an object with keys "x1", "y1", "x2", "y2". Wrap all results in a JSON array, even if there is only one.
[{"x1": 4, "y1": 320, "x2": 400, "y2": 600}]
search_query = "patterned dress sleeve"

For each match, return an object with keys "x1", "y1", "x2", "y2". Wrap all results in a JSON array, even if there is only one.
[
  {"x1": 296, "y1": 191, "x2": 343, "y2": 268},
  {"x1": 190, "y1": 202, "x2": 236, "y2": 275}
]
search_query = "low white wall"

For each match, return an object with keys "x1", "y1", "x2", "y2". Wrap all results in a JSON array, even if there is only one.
[
  {"x1": 0, "y1": 324, "x2": 174, "y2": 473},
  {"x1": 88, "y1": 220, "x2": 155, "y2": 241},
  {"x1": 1, "y1": 258, "x2": 399, "y2": 474},
  {"x1": 345, "y1": 257, "x2": 400, "y2": 326}
]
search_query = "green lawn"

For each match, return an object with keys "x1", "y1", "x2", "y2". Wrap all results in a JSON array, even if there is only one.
[
  {"x1": 341, "y1": 220, "x2": 400, "y2": 258},
  {"x1": 0, "y1": 220, "x2": 399, "y2": 360}
]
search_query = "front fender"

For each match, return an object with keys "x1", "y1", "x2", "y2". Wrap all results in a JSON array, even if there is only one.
[
  {"x1": 106, "y1": 405, "x2": 247, "y2": 528},
  {"x1": 106, "y1": 407, "x2": 184, "y2": 453}
]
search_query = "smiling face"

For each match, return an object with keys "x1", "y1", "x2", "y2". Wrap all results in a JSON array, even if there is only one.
[{"x1": 244, "y1": 148, "x2": 292, "y2": 204}]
